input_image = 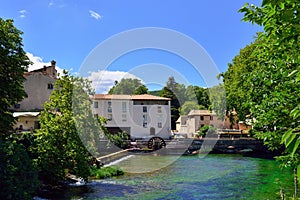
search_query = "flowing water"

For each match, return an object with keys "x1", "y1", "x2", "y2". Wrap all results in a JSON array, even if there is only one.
[{"x1": 56, "y1": 154, "x2": 294, "y2": 199}]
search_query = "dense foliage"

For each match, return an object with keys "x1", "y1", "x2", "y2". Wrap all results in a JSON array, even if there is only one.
[
  {"x1": 184, "y1": 85, "x2": 210, "y2": 109},
  {"x1": 35, "y1": 71, "x2": 100, "y2": 185},
  {"x1": 90, "y1": 166, "x2": 124, "y2": 179},
  {"x1": 238, "y1": 0, "x2": 300, "y2": 156},
  {"x1": 0, "y1": 18, "x2": 39, "y2": 199},
  {"x1": 197, "y1": 125, "x2": 217, "y2": 137},
  {"x1": 0, "y1": 136, "x2": 39, "y2": 199},
  {"x1": 159, "y1": 77, "x2": 212, "y2": 129},
  {"x1": 223, "y1": 0, "x2": 300, "y2": 197},
  {"x1": 108, "y1": 78, "x2": 148, "y2": 95},
  {"x1": 180, "y1": 101, "x2": 200, "y2": 115},
  {"x1": 0, "y1": 18, "x2": 31, "y2": 137}
]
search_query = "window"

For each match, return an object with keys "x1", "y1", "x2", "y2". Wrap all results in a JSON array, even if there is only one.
[
  {"x1": 122, "y1": 114, "x2": 127, "y2": 122},
  {"x1": 94, "y1": 101, "x2": 98, "y2": 108},
  {"x1": 210, "y1": 116, "x2": 213, "y2": 121},
  {"x1": 122, "y1": 102, "x2": 127, "y2": 113},
  {"x1": 143, "y1": 106, "x2": 147, "y2": 113},
  {"x1": 157, "y1": 106, "x2": 162, "y2": 113},
  {"x1": 14, "y1": 104, "x2": 21, "y2": 109},
  {"x1": 47, "y1": 83, "x2": 53, "y2": 89},
  {"x1": 200, "y1": 116, "x2": 204, "y2": 121},
  {"x1": 157, "y1": 114, "x2": 163, "y2": 128},
  {"x1": 108, "y1": 114, "x2": 112, "y2": 121},
  {"x1": 108, "y1": 101, "x2": 112, "y2": 113},
  {"x1": 158, "y1": 122, "x2": 162, "y2": 128},
  {"x1": 143, "y1": 115, "x2": 147, "y2": 128}
]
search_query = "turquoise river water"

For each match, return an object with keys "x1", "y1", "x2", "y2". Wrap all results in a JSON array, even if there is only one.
[{"x1": 57, "y1": 154, "x2": 294, "y2": 199}]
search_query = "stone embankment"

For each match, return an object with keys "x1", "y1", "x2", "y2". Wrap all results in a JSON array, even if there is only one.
[
  {"x1": 97, "y1": 138, "x2": 272, "y2": 165},
  {"x1": 97, "y1": 149, "x2": 129, "y2": 165}
]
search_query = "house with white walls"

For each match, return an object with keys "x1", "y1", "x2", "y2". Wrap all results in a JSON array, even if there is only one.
[{"x1": 91, "y1": 94, "x2": 172, "y2": 139}]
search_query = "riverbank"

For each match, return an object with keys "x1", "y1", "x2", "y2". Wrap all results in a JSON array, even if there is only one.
[{"x1": 36, "y1": 165, "x2": 125, "y2": 199}]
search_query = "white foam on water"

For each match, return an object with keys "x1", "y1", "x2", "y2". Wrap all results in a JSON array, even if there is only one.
[{"x1": 104, "y1": 155, "x2": 134, "y2": 167}]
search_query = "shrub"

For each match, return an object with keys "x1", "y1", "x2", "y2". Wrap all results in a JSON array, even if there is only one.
[
  {"x1": 197, "y1": 125, "x2": 217, "y2": 137},
  {"x1": 90, "y1": 166, "x2": 124, "y2": 179},
  {"x1": 0, "y1": 137, "x2": 39, "y2": 200}
]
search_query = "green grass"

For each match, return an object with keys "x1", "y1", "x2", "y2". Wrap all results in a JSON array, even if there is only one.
[{"x1": 89, "y1": 166, "x2": 124, "y2": 179}]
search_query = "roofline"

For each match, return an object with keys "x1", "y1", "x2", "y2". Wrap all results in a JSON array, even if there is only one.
[{"x1": 92, "y1": 94, "x2": 171, "y2": 101}]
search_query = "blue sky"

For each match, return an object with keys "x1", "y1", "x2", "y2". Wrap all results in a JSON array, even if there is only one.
[{"x1": 1, "y1": 0, "x2": 262, "y2": 93}]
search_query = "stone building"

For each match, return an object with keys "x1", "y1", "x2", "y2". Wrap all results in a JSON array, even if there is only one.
[
  {"x1": 12, "y1": 60, "x2": 57, "y2": 131},
  {"x1": 176, "y1": 110, "x2": 238, "y2": 138}
]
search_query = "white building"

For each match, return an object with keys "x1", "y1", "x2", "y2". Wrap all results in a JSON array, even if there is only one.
[{"x1": 92, "y1": 94, "x2": 172, "y2": 139}]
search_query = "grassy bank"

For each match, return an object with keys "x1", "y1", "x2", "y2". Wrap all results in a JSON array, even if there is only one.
[{"x1": 89, "y1": 166, "x2": 124, "y2": 179}]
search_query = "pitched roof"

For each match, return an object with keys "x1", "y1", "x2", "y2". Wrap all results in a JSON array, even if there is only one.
[
  {"x1": 188, "y1": 110, "x2": 216, "y2": 116},
  {"x1": 92, "y1": 94, "x2": 170, "y2": 101},
  {"x1": 131, "y1": 94, "x2": 170, "y2": 100}
]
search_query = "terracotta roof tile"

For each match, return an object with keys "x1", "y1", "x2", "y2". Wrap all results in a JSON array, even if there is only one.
[{"x1": 92, "y1": 94, "x2": 171, "y2": 101}]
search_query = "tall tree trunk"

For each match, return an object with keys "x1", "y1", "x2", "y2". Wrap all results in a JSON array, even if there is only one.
[{"x1": 280, "y1": 187, "x2": 284, "y2": 200}]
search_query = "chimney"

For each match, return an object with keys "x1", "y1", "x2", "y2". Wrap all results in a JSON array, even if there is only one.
[{"x1": 51, "y1": 60, "x2": 56, "y2": 67}]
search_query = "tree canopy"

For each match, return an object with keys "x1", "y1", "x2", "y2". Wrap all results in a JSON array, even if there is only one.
[
  {"x1": 180, "y1": 101, "x2": 206, "y2": 115},
  {"x1": 108, "y1": 78, "x2": 148, "y2": 95},
  {"x1": 35, "y1": 71, "x2": 100, "y2": 185},
  {"x1": 221, "y1": 1, "x2": 300, "y2": 193},
  {"x1": 0, "y1": 18, "x2": 31, "y2": 137},
  {"x1": 237, "y1": 0, "x2": 300, "y2": 153},
  {"x1": 0, "y1": 18, "x2": 38, "y2": 199},
  {"x1": 184, "y1": 85, "x2": 210, "y2": 109}
]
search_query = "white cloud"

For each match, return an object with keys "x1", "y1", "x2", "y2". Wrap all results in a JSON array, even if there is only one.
[
  {"x1": 48, "y1": 0, "x2": 65, "y2": 8},
  {"x1": 19, "y1": 10, "x2": 27, "y2": 18},
  {"x1": 87, "y1": 70, "x2": 142, "y2": 94},
  {"x1": 89, "y1": 10, "x2": 102, "y2": 20},
  {"x1": 26, "y1": 52, "x2": 64, "y2": 75}
]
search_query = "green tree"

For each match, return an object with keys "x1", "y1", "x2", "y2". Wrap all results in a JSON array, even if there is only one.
[
  {"x1": 208, "y1": 84, "x2": 227, "y2": 121},
  {"x1": 108, "y1": 78, "x2": 148, "y2": 95},
  {"x1": 98, "y1": 116, "x2": 129, "y2": 150},
  {"x1": 237, "y1": 1, "x2": 300, "y2": 197},
  {"x1": 159, "y1": 77, "x2": 186, "y2": 130},
  {"x1": 0, "y1": 18, "x2": 31, "y2": 137},
  {"x1": 0, "y1": 136, "x2": 39, "y2": 200},
  {"x1": 180, "y1": 101, "x2": 205, "y2": 115},
  {"x1": 35, "y1": 71, "x2": 100, "y2": 185},
  {"x1": 133, "y1": 85, "x2": 148, "y2": 95},
  {"x1": 185, "y1": 85, "x2": 210, "y2": 109},
  {"x1": 222, "y1": 41, "x2": 261, "y2": 121},
  {"x1": 238, "y1": 1, "x2": 300, "y2": 150},
  {"x1": 0, "y1": 18, "x2": 38, "y2": 199},
  {"x1": 197, "y1": 125, "x2": 217, "y2": 137}
]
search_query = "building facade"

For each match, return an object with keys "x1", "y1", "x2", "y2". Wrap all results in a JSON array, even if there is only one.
[
  {"x1": 176, "y1": 110, "x2": 236, "y2": 138},
  {"x1": 92, "y1": 94, "x2": 172, "y2": 139},
  {"x1": 12, "y1": 60, "x2": 57, "y2": 131},
  {"x1": 13, "y1": 60, "x2": 57, "y2": 111}
]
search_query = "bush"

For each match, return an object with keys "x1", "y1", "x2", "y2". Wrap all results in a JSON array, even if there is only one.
[
  {"x1": 0, "y1": 137, "x2": 39, "y2": 200},
  {"x1": 90, "y1": 166, "x2": 124, "y2": 179},
  {"x1": 197, "y1": 125, "x2": 217, "y2": 137}
]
